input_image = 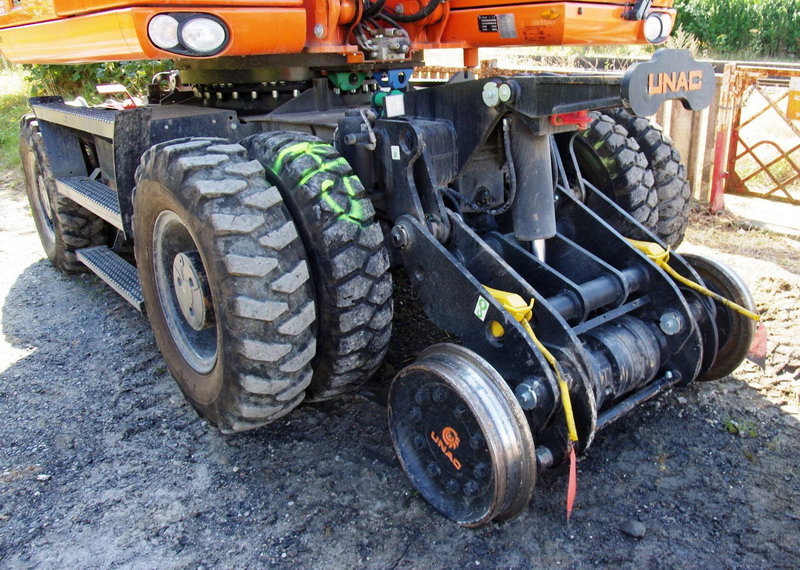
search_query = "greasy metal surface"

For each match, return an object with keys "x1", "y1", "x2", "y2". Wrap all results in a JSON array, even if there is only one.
[{"x1": 76, "y1": 246, "x2": 144, "y2": 311}]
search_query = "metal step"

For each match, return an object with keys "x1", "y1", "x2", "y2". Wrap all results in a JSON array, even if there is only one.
[
  {"x1": 77, "y1": 246, "x2": 144, "y2": 312},
  {"x1": 56, "y1": 177, "x2": 124, "y2": 229},
  {"x1": 32, "y1": 102, "x2": 117, "y2": 139}
]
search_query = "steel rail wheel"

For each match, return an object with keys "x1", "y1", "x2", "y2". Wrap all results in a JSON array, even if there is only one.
[
  {"x1": 682, "y1": 254, "x2": 757, "y2": 381},
  {"x1": 388, "y1": 344, "x2": 536, "y2": 527}
]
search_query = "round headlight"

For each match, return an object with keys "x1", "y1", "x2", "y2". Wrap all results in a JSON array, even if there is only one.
[
  {"x1": 148, "y1": 14, "x2": 179, "y2": 50},
  {"x1": 643, "y1": 14, "x2": 664, "y2": 43},
  {"x1": 658, "y1": 13, "x2": 674, "y2": 37},
  {"x1": 180, "y1": 18, "x2": 227, "y2": 54}
]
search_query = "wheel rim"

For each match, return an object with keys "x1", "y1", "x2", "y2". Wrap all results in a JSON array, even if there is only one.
[
  {"x1": 573, "y1": 137, "x2": 614, "y2": 200},
  {"x1": 388, "y1": 344, "x2": 536, "y2": 526},
  {"x1": 153, "y1": 210, "x2": 218, "y2": 374},
  {"x1": 683, "y1": 254, "x2": 756, "y2": 380},
  {"x1": 26, "y1": 150, "x2": 56, "y2": 243}
]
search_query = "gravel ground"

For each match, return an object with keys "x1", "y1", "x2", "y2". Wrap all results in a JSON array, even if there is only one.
[{"x1": 2, "y1": 169, "x2": 800, "y2": 568}]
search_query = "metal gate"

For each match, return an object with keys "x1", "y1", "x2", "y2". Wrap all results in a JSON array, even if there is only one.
[{"x1": 711, "y1": 65, "x2": 800, "y2": 210}]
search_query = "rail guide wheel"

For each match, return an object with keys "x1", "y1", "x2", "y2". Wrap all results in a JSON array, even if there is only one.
[
  {"x1": 388, "y1": 344, "x2": 536, "y2": 526},
  {"x1": 682, "y1": 254, "x2": 758, "y2": 380}
]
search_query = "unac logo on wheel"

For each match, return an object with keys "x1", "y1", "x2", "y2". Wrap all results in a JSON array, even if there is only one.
[
  {"x1": 430, "y1": 427, "x2": 462, "y2": 470},
  {"x1": 441, "y1": 426, "x2": 460, "y2": 450}
]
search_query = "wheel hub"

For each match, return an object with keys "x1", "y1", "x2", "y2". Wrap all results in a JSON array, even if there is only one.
[
  {"x1": 152, "y1": 210, "x2": 218, "y2": 374},
  {"x1": 388, "y1": 344, "x2": 536, "y2": 526},
  {"x1": 172, "y1": 251, "x2": 213, "y2": 331}
]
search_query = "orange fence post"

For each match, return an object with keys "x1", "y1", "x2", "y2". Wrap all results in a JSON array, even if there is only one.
[{"x1": 710, "y1": 64, "x2": 736, "y2": 213}]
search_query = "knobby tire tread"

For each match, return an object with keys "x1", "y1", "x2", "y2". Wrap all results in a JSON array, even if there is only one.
[
  {"x1": 244, "y1": 132, "x2": 393, "y2": 401},
  {"x1": 578, "y1": 112, "x2": 658, "y2": 239},
  {"x1": 607, "y1": 108, "x2": 691, "y2": 248},
  {"x1": 19, "y1": 114, "x2": 107, "y2": 272},
  {"x1": 134, "y1": 137, "x2": 317, "y2": 432}
]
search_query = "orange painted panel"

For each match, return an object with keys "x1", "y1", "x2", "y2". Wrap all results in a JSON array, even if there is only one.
[
  {"x1": 0, "y1": 0, "x2": 57, "y2": 28},
  {"x1": 53, "y1": 0, "x2": 303, "y2": 18},
  {"x1": 788, "y1": 78, "x2": 800, "y2": 121},
  {"x1": 440, "y1": 3, "x2": 671, "y2": 47},
  {"x1": 449, "y1": 0, "x2": 673, "y2": 9},
  {"x1": 0, "y1": 7, "x2": 306, "y2": 63}
]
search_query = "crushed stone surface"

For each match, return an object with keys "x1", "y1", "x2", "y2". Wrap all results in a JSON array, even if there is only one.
[{"x1": 1, "y1": 174, "x2": 799, "y2": 567}]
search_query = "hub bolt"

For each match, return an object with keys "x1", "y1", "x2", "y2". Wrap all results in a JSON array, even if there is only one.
[
  {"x1": 514, "y1": 382, "x2": 539, "y2": 410},
  {"x1": 659, "y1": 310, "x2": 684, "y2": 335},
  {"x1": 474, "y1": 462, "x2": 490, "y2": 479},
  {"x1": 470, "y1": 433, "x2": 485, "y2": 451},
  {"x1": 390, "y1": 224, "x2": 410, "y2": 249}
]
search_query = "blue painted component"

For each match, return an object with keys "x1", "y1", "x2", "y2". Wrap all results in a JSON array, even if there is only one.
[{"x1": 373, "y1": 69, "x2": 413, "y2": 89}]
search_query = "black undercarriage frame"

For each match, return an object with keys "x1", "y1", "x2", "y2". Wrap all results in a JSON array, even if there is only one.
[{"x1": 33, "y1": 49, "x2": 720, "y2": 467}]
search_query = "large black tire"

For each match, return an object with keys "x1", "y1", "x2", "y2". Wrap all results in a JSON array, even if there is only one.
[
  {"x1": 243, "y1": 132, "x2": 392, "y2": 401},
  {"x1": 574, "y1": 112, "x2": 658, "y2": 238},
  {"x1": 607, "y1": 109, "x2": 691, "y2": 248},
  {"x1": 19, "y1": 114, "x2": 107, "y2": 271},
  {"x1": 133, "y1": 138, "x2": 318, "y2": 432}
]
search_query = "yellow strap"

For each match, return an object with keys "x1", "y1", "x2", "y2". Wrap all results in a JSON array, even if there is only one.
[
  {"x1": 627, "y1": 239, "x2": 760, "y2": 322},
  {"x1": 483, "y1": 287, "x2": 579, "y2": 443}
]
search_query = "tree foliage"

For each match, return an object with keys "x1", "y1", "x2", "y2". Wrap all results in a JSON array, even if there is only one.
[
  {"x1": 23, "y1": 60, "x2": 172, "y2": 102},
  {"x1": 676, "y1": 0, "x2": 800, "y2": 59}
]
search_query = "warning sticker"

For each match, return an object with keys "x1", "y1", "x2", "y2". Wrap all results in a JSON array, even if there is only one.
[
  {"x1": 478, "y1": 15, "x2": 498, "y2": 33},
  {"x1": 474, "y1": 297, "x2": 490, "y2": 321}
]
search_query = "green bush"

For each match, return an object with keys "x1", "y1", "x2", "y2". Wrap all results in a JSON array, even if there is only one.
[
  {"x1": 675, "y1": 0, "x2": 800, "y2": 59},
  {"x1": 23, "y1": 60, "x2": 173, "y2": 102}
]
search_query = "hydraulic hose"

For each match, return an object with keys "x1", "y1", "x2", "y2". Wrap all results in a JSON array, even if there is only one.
[{"x1": 385, "y1": 0, "x2": 442, "y2": 23}]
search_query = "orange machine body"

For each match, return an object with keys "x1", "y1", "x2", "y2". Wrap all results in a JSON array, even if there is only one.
[{"x1": 0, "y1": 0, "x2": 675, "y2": 64}]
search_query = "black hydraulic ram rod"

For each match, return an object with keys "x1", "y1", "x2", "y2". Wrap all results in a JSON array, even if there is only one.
[
  {"x1": 595, "y1": 371, "x2": 683, "y2": 431},
  {"x1": 546, "y1": 265, "x2": 649, "y2": 321}
]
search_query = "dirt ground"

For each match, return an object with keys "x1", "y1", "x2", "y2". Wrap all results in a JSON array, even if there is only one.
[{"x1": 1, "y1": 166, "x2": 800, "y2": 568}]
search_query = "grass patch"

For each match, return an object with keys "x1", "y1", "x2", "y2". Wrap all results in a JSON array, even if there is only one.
[{"x1": 0, "y1": 67, "x2": 30, "y2": 172}]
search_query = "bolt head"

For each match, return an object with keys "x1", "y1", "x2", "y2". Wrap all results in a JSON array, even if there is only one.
[
  {"x1": 659, "y1": 310, "x2": 684, "y2": 336},
  {"x1": 482, "y1": 82, "x2": 500, "y2": 107},
  {"x1": 313, "y1": 23, "x2": 325, "y2": 38},
  {"x1": 514, "y1": 382, "x2": 539, "y2": 410},
  {"x1": 390, "y1": 224, "x2": 410, "y2": 249},
  {"x1": 498, "y1": 83, "x2": 513, "y2": 103}
]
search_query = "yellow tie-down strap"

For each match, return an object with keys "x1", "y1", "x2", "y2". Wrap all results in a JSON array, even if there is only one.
[
  {"x1": 627, "y1": 239, "x2": 760, "y2": 322},
  {"x1": 483, "y1": 286, "x2": 579, "y2": 444}
]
